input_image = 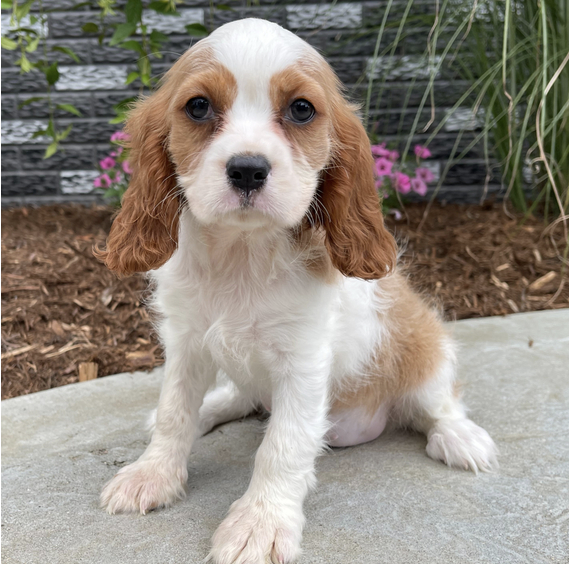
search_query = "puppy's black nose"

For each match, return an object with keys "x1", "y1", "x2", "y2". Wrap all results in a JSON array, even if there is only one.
[{"x1": 226, "y1": 155, "x2": 271, "y2": 196}]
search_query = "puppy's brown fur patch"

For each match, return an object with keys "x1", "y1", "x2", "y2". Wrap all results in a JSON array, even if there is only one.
[
  {"x1": 269, "y1": 67, "x2": 330, "y2": 168},
  {"x1": 331, "y1": 272, "x2": 446, "y2": 415}
]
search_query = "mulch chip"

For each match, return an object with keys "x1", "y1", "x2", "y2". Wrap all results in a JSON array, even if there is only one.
[{"x1": 2, "y1": 203, "x2": 567, "y2": 399}]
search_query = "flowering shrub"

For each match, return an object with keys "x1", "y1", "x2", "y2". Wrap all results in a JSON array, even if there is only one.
[
  {"x1": 371, "y1": 143, "x2": 435, "y2": 217},
  {"x1": 94, "y1": 131, "x2": 131, "y2": 206}
]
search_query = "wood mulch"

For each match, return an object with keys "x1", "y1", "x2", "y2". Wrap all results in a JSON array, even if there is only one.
[{"x1": 2, "y1": 203, "x2": 567, "y2": 400}]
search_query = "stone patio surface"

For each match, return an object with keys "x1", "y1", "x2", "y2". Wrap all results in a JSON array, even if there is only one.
[{"x1": 2, "y1": 309, "x2": 568, "y2": 563}]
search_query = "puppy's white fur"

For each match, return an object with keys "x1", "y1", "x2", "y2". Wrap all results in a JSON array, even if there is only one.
[{"x1": 99, "y1": 19, "x2": 498, "y2": 564}]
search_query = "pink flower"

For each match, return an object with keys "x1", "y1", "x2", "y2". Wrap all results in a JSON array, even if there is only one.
[
  {"x1": 388, "y1": 150, "x2": 400, "y2": 162},
  {"x1": 391, "y1": 171, "x2": 411, "y2": 194},
  {"x1": 414, "y1": 145, "x2": 432, "y2": 159},
  {"x1": 374, "y1": 157, "x2": 393, "y2": 177},
  {"x1": 375, "y1": 178, "x2": 383, "y2": 190},
  {"x1": 94, "y1": 174, "x2": 112, "y2": 188},
  {"x1": 122, "y1": 160, "x2": 133, "y2": 174},
  {"x1": 100, "y1": 157, "x2": 116, "y2": 170},
  {"x1": 110, "y1": 131, "x2": 130, "y2": 142},
  {"x1": 371, "y1": 143, "x2": 391, "y2": 158},
  {"x1": 389, "y1": 209, "x2": 403, "y2": 220},
  {"x1": 411, "y1": 177, "x2": 428, "y2": 196},
  {"x1": 415, "y1": 167, "x2": 435, "y2": 183},
  {"x1": 113, "y1": 171, "x2": 122, "y2": 183}
]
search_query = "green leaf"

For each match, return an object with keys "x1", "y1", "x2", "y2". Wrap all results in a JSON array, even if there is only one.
[
  {"x1": 1, "y1": 0, "x2": 13, "y2": 9},
  {"x1": 185, "y1": 23, "x2": 208, "y2": 37},
  {"x1": 113, "y1": 96, "x2": 137, "y2": 113},
  {"x1": 45, "y1": 62, "x2": 59, "y2": 86},
  {"x1": 16, "y1": 54, "x2": 33, "y2": 73},
  {"x1": 148, "y1": 1, "x2": 177, "y2": 14},
  {"x1": 109, "y1": 22, "x2": 137, "y2": 46},
  {"x1": 109, "y1": 115, "x2": 126, "y2": 124},
  {"x1": 13, "y1": 27, "x2": 39, "y2": 35},
  {"x1": 81, "y1": 22, "x2": 99, "y2": 33},
  {"x1": 31, "y1": 129, "x2": 48, "y2": 139},
  {"x1": 46, "y1": 119, "x2": 56, "y2": 138},
  {"x1": 125, "y1": 0, "x2": 142, "y2": 24},
  {"x1": 56, "y1": 103, "x2": 82, "y2": 116},
  {"x1": 51, "y1": 45, "x2": 81, "y2": 63},
  {"x1": 120, "y1": 40, "x2": 144, "y2": 54},
  {"x1": 125, "y1": 71, "x2": 139, "y2": 85},
  {"x1": 1, "y1": 37, "x2": 18, "y2": 50},
  {"x1": 18, "y1": 96, "x2": 45, "y2": 108},
  {"x1": 25, "y1": 36, "x2": 40, "y2": 53},
  {"x1": 149, "y1": 29, "x2": 168, "y2": 43},
  {"x1": 15, "y1": 0, "x2": 35, "y2": 20},
  {"x1": 57, "y1": 124, "x2": 73, "y2": 142},
  {"x1": 215, "y1": 4, "x2": 232, "y2": 11},
  {"x1": 140, "y1": 73, "x2": 152, "y2": 87},
  {"x1": 44, "y1": 141, "x2": 59, "y2": 159}
]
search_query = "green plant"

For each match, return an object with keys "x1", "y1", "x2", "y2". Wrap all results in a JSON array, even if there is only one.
[
  {"x1": 1, "y1": 0, "x2": 209, "y2": 154},
  {"x1": 457, "y1": 0, "x2": 568, "y2": 223},
  {"x1": 82, "y1": 0, "x2": 208, "y2": 123},
  {"x1": 360, "y1": 0, "x2": 568, "y2": 238},
  {"x1": 2, "y1": 0, "x2": 83, "y2": 157}
]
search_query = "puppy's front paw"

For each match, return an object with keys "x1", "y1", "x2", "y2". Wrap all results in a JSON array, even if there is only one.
[
  {"x1": 209, "y1": 496, "x2": 302, "y2": 564},
  {"x1": 427, "y1": 417, "x2": 499, "y2": 474},
  {"x1": 100, "y1": 459, "x2": 187, "y2": 515}
]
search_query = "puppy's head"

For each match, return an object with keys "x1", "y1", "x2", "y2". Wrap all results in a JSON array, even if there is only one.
[{"x1": 96, "y1": 19, "x2": 396, "y2": 279}]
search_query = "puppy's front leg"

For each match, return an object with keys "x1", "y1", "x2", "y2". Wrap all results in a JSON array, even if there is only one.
[
  {"x1": 210, "y1": 351, "x2": 331, "y2": 564},
  {"x1": 101, "y1": 330, "x2": 216, "y2": 514}
]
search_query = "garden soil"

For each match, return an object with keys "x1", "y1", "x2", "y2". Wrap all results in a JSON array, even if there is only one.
[{"x1": 2, "y1": 203, "x2": 567, "y2": 399}]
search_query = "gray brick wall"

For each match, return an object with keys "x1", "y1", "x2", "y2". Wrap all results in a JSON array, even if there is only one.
[{"x1": 1, "y1": 0, "x2": 497, "y2": 206}]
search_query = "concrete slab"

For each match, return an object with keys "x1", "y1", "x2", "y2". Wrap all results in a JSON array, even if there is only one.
[{"x1": 2, "y1": 310, "x2": 569, "y2": 564}]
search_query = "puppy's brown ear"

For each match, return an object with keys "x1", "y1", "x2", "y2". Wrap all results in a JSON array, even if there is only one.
[
  {"x1": 316, "y1": 99, "x2": 397, "y2": 280},
  {"x1": 94, "y1": 89, "x2": 181, "y2": 276}
]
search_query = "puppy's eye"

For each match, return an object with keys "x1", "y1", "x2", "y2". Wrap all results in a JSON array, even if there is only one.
[
  {"x1": 185, "y1": 97, "x2": 213, "y2": 121},
  {"x1": 288, "y1": 99, "x2": 315, "y2": 123}
]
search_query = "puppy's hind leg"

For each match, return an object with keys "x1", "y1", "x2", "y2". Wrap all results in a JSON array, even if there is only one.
[
  {"x1": 394, "y1": 341, "x2": 498, "y2": 474},
  {"x1": 198, "y1": 378, "x2": 259, "y2": 437}
]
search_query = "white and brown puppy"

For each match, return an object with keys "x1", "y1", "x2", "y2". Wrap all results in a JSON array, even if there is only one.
[{"x1": 97, "y1": 18, "x2": 497, "y2": 564}]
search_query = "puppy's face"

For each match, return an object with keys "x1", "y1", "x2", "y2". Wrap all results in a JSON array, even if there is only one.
[
  {"x1": 169, "y1": 44, "x2": 331, "y2": 229},
  {"x1": 96, "y1": 19, "x2": 396, "y2": 279}
]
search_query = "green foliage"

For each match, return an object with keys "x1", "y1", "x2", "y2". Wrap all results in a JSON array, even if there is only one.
[
  {"x1": 1, "y1": 0, "x2": 208, "y2": 160},
  {"x1": 82, "y1": 0, "x2": 206, "y2": 109},
  {"x1": 455, "y1": 0, "x2": 569, "y2": 224},
  {"x1": 185, "y1": 23, "x2": 208, "y2": 37},
  {"x1": 3, "y1": 0, "x2": 82, "y2": 157},
  {"x1": 362, "y1": 0, "x2": 568, "y2": 242}
]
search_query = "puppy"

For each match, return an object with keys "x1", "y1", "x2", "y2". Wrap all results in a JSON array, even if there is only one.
[{"x1": 97, "y1": 18, "x2": 497, "y2": 564}]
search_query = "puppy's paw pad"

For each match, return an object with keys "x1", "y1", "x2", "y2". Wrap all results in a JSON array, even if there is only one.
[
  {"x1": 426, "y1": 418, "x2": 498, "y2": 474},
  {"x1": 100, "y1": 460, "x2": 187, "y2": 515},
  {"x1": 209, "y1": 497, "x2": 302, "y2": 564}
]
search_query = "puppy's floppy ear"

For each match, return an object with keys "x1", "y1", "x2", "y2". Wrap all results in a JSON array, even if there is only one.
[
  {"x1": 316, "y1": 98, "x2": 397, "y2": 280},
  {"x1": 94, "y1": 87, "x2": 181, "y2": 276}
]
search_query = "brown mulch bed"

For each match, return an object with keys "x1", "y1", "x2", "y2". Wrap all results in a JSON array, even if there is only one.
[{"x1": 2, "y1": 203, "x2": 567, "y2": 400}]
